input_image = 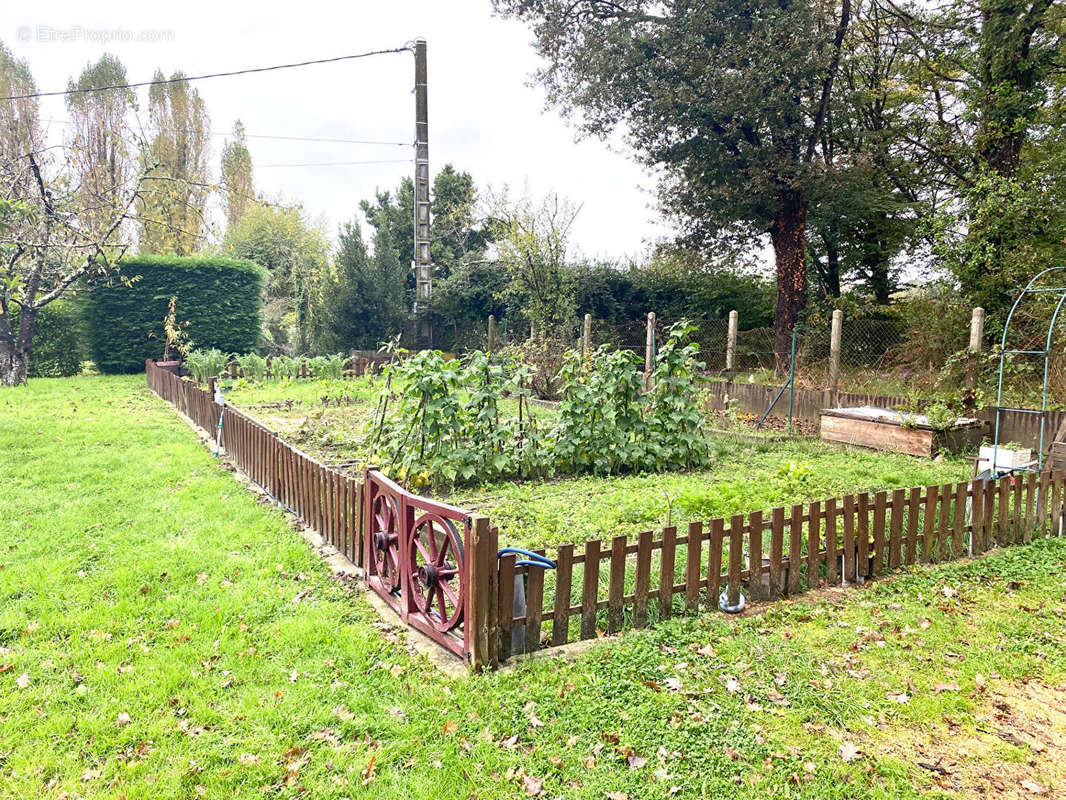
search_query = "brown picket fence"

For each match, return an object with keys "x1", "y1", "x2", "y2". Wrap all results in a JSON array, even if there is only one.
[{"x1": 146, "y1": 360, "x2": 1066, "y2": 670}]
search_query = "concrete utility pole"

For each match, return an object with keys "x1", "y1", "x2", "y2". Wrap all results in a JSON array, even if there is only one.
[
  {"x1": 413, "y1": 38, "x2": 432, "y2": 348},
  {"x1": 725, "y1": 309, "x2": 738, "y2": 373}
]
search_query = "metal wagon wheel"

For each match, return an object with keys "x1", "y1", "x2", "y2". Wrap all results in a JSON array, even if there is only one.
[
  {"x1": 409, "y1": 513, "x2": 466, "y2": 632},
  {"x1": 370, "y1": 493, "x2": 402, "y2": 594}
]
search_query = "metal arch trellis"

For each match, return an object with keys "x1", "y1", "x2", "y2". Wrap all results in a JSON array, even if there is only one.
[{"x1": 992, "y1": 266, "x2": 1066, "y2": 474}]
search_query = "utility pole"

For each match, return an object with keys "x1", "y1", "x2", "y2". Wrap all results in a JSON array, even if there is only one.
[{"x1": 412, "y1": 38, "x2": 432, "y2": 348}]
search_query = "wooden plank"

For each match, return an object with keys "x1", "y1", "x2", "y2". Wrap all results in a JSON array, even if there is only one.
[
  {"x1": 1011, "y1": 474, "x2": 1023, "y2": 543},
  {"x1": 788, "y1": 504, "x2": 803, "y2": 594},
  {"x1": 921, "y1": 486, "x2": 938, "y2": 563},
  {"x1": 524, "y1": 557, "x2": 545, "y2": 653},
  {"x1": 952, "y1": 482, "x2": 967, "y2": 558},
  {"x1": 857, "y1": 493, "x2": 870, "y2": 578},
  {"x1": 905, "y1": 487, "x2": 920, "y2": 564},
  {"x1": 937, "y1": 483, "x2": 952, "y2": 562},
  {"x1": 607, "y1": 535, "x2": 627, "y2": 634},
  {"x1": 1037, "y1": 471, "x2": 1050, "y2": 534},
  {"x1": 633, "y1": 530, "x2": 652, "y2": 628},
  {"x1": 1024, "y1": 472, "x2": 1037, "y2": 542},
  {"x1": 550, "y1": 544, "x2": 573, "y2": 647},
  {"x1": 726, "y1": 514, "x2": 743, "y2": 607},
  {"x1": 997, "y1": 478, "x2": 1009, "y2": 548},
  {"x1": 984, "y1": 476, "x2": 996, "y2": 551},
  {"x1": 820, "y1": 414, "x2": 936, "y2": 457},
  {"x1": 748, "y1": 511, "x2": 764, "y2": 601},
  {"x1": 842, "y1": 494, "x2": 856, "y2": 583},
  {"x1": 706, "y1": 518, "x2": 724, "y2": 607},
  {"x1": 806, "y1": 500, "x2": 820, "y2": 590},
  {"x1": 498, "y1": 553, "x2": 517, "y2": 662},
  {"x1": 1051, "y1": 473, "x2": 1062, "y2": 538},
  {"x1": 888, "y1": 489, "x2": 904, "y2": 569},
  {"x1": 467, "y1": 517, "x2": 498, "y2": 670},
  {"x1": 768, "y1": 507, "x2": 784, "y2": 599},
  {"x1": 871, "y1": 491, "x2": 887, "y2": 574},
  {"x1": 685, "y1": 522, "x2": 702, "y2": 613},
  {"x1": 658, "y1": 526, "x2": 677, "y2": 619},
  {"x1": 580, "y1": 539, "x2": 600, "y2": 640},
  {"x1": 971, "y1": 479, "x2": 984, "y2": 555},
  {"x1": 824, "y1": 498, "x2": 838, "y2": 585}
]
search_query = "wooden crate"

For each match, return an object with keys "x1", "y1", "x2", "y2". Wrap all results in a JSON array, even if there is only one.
[
  {"x1": 1050, "y1": 441, "x2": 1066, "y2": 471},
  {"x1": 820, "y1": 406, "x2": 984, "y2": 458}
]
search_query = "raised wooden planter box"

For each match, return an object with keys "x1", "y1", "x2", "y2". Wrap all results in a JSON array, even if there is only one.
[{"x1": 820, "y1": 406, "x2": 984, "y2": 458}]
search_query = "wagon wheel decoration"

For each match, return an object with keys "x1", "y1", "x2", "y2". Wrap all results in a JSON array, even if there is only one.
[
  {"x1": 370, "y1": 493, "x2": 402, "y2": 594},
  {"x1": 409, "y1": 513, "x2": 466, "y2": 632}
]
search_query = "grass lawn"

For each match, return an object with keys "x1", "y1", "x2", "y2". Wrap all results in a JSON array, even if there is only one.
[{"x1": 2, "y1": 374, "x2": 1064, "y2": 799}]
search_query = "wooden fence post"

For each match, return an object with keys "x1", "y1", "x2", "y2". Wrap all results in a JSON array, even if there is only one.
[
  {"x1": 725, "y1": 309, "x2": 738, "y2": 374},
  {"x1": 467, "y1": 515, "x2": 499, "y2": 670},
  {"x1": 487, "y1": 315, "x2": 498, "y2": 352},
  {"x1": 825, "y1": 309, "x2": 843, "y2": 408},
  {"x1": 966, "y1": 307, "x2": 984, "y2": 393},
  {"x1": 583, "y1": 313, "x2": 592, "y2": 359},
  {"x1": 644, "y1": 312, "x2": 656, "y2": 389}
]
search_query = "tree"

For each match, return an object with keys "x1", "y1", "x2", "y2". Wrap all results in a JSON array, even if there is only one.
[
  {"x1": 65, "y1": 54, "x2": 137, "y2": 246},
  {"x1": 0, "y1": 45, "x2": 148, "y2": 385},
  {"x1": 220, "y1": 120, "x2": 254, "y2": 230},
  {"x1": 489, "y1": 189, "x2": 578, "y2": 337},
  {"x1": 138, "y1": 71, "x2": 210, "y2": 255},
  {"x1": 222, "y1": 202, "x2": 329, "y2": 353},
  {"x1": 325, "y1": 218, "x2": 407, "y2": 350},
  {"x1": 494, "y1": 0, "x2": 854, "y2": 362}
]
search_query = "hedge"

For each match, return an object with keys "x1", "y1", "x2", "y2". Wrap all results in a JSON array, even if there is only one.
[
  {"x1": 9, "y1": 298, "x2": 87, "y2": 378},
  {"x1": 85, "y1": 255, "x2": 266, "y2": 374}
]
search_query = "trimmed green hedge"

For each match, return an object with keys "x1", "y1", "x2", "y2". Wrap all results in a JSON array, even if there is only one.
[
  {"x1": 85, "y1": 255, "x2": 266, "y2": 374},
  {"x1": 10, "y1": 298, "x2": 87, "y2": 378}
]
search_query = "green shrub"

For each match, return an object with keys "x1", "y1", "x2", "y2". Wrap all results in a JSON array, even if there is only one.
[
  {"x1": 310, "y1": 354, "x2": 345, "y2": 380},
  {"x1": 236, "y1": 352, "x2": 268, "y2": 381},
  {"x1": 185, "y1": 348, "x2": 231, "y2": 384},
  {"x1": 270, "y1": 354, "x2": 300, "y2": 380},
  {"x1": 12, "y1": 299, "x2": 87, "y2": 378},
  {"x1": 84, "y1": 255, "x2": 266, "y2": 374}
]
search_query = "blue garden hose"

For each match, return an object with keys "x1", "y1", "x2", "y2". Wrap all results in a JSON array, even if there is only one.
[{"x1": 497, "y1": 547, "x2": 556, "y2": 570}]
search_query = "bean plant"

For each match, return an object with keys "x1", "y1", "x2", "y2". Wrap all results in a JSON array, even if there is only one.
[
  {"x1": 310, "y1": 354, "x2": 346, "y2": 380},
  {"x1": 236, "y1": 352, "x2": 268, "y2": 382},
  {"x1": 370, "y1": 321, "x2": 707, "y2": 489}
]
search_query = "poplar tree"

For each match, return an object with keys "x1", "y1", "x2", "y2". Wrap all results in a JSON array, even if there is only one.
[{"x1": 220, "y1": 120, "x2": 253, "y2": 229}]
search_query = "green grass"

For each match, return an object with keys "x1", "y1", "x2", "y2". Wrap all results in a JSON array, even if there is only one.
[
  {"x1": 2, "y1": 374, "x2": 1063, "y2": 799},
  {"x1": 449, "y1": 439, "x2": 971, "y2": 548}
]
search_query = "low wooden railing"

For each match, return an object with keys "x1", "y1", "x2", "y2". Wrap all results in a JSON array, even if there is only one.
[{"x1": 146, "y1": 359, "x2": 1066, "y2": 671}]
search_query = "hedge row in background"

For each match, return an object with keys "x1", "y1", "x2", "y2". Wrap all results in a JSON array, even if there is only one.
[
  {"x1": 86, "y1": 256, "x2": 266, "y2": 374},
  {"x1": 9, "y1": 299, "x2": 87, "y2": 378}
]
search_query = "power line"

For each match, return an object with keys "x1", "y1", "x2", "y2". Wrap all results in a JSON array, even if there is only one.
[
  {"x1": 255, "y1": 159, "x2": 413, "y2": 168},
  {"x1": 42, "y1": 118, "x2": 411, "y2": 147},
  {"x1": 0, "y1": 46, "x2": 412, "y2": 101}
]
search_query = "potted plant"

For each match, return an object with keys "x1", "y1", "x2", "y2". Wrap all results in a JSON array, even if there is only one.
[{"x1": 156, "y1": 296, "x2": 192, "y2": 374}]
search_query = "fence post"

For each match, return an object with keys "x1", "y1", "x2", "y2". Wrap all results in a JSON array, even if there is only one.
[
  {"x1": 824, "y1": 309, "x2": 843, "y2": 408},
  {"x1": 966, "y1": 306, "x2": 984, "y2": 393},
  {"x1": 644, "y1": 311, "x2": 656, "y2": 389},
  {"x1": 529, "y1": 320, "x2": 536, "y2": 342},
  {"x1": 725, "y1": 309, "x2": 738, "y2": 374},
  {"x1": 583, "y1": 313, "x2": 592, "y2": 359},
  {"x1": 467, "y1": 515, "x2": 499, "y2": 670},
  {"x1": 487, "y1": 315, "x2": 498, "y2": 352}
]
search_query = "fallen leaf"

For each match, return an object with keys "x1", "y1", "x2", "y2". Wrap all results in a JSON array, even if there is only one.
[
  {"x1": 361, "y1": 754, "x2": 377, "y2": 786},
  {"x1": 522, "y1": 774, "x2": 544, "y2": 796},
  {"x1": 442, "y1": 720, "x2": 459, "y2": 736},
  {"x1": 583, "y1": 755, "x2": 596, "y2": 768},
  {"x1": 1021, "y1": 779, "x2": 1047, "y2": 795},
  {"x1": 725, "y1": 676, "x2": 741, "y2": 694},
  {"x1": 886, "y1": 691, "x2": 910, "y2": 704},
  {"x1": 238, "y1": 753, "x2": 258, "y2": 764},
  {"x1": 627, "y1": 755, "x2": 647, "y2": 770},
  {"x1": 933, "y1": 682, "x2": 960, "y2": 693},
  {"x1": 839, "y1": 741, "x2": 860, "y2": 762},
  {"x1": 116, "y1": 712, "x2": 131, "y2": 726},
  {"x1": 605, "y1": 793, "x2": 629, "y2": 800},
  {"x1": 15, "y1": 672, "x2": 29, "y2": 689},
  {"x1": 333, "y1": 704, "x2": 354, "y2": 721},
  {"x1": 974, "y1": 673, "x2": 987, "y2": 692}
]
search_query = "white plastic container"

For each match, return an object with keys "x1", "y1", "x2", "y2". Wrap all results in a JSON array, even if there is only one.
[{"x1": 978, "y1": 445, "x2": 1032, "y2": 472}]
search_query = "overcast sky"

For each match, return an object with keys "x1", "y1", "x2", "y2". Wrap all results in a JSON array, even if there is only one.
[{"x1": 2, "y1": 0, "x2": 675, "y2": 260}]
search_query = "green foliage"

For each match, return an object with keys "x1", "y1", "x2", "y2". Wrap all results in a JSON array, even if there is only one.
[
  {"x1": 924, "y1": 402, "x2": 959, "y2": 432},
  {"x1": 84, "y1": 255, "x2": 265, "y2": 374},
  {"x1": 17, "y1": 299, "x2": 85, "y2": 378},
  {"x1": 235, "y1": 352, "x2": 267, "y2": 382},
  {"x1": 309, "y1": 354, "x2": 345, "y2": 380},
  {"x1": 185, "y1": 348, "x2": 230, "y2": 384},
  {"x1": 269, "y1": 354, "x2": 300, "y2": 380}
]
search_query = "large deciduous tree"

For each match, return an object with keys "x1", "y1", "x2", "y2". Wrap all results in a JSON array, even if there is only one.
[
  {"x1": 138, "y1": 72, "x2": 210, "y2": 255},
  {"x1": 0, "y1": 44, "x2": 148, "y2": 385},
  {"x1": 220, "y1": 120, "x2": 254, "y2": 230},
  {"x1": 66, "y1": 54, "x2": 137, "y2": 246},
  {"x1": 494, "y1": 0, "x2": 853, "y2": 362}
]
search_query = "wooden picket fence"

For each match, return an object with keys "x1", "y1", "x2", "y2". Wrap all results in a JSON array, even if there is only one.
[{"x1": 146, "y1": 359, "x2": 1066, "y2": 671}]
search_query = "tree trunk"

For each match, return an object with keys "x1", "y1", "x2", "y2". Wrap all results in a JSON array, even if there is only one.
[
  {"x1": 769, "y1": 188, "x2": 808, "y2": 373},
  {"x1": 0, "y1": 339, "x2": 28, "y2": 386}
]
